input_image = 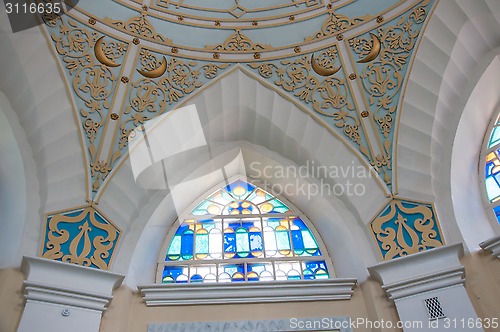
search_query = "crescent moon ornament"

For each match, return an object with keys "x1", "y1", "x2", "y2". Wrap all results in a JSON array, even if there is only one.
[
  {"x1": 357, "y1": 33, "x2": 381, "y2": 63},
  {"x1": 310, "y1": 54, "x2": 341, "y2": 76},
  {"x1": 137, "y1": 56, "x2": 167, "y2": 79},
  {"x1": 94, "y1": 37, "x2": 120, "y2": 68}
]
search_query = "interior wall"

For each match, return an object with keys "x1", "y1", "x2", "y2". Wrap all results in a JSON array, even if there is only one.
[
  {"x1": 0, "y1": 268, "x2": 25, "y2": 332},
  {"x1": 99, "y1": 279, "x2": 400, "y2": 332},
  {"x1": 96, "y1": 253, "x2": 497, "y2": 332},
  {"x1": 1, "y1": 253, "x2": 498, "y2": 332},
  {"x1": 463, "y1": 252, "x2": 500, "y2": 326}
]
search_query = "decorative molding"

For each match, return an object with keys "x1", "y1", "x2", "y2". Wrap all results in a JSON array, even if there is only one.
[
  {"x1": 41, "y1": 205, "x2": 121, "y2": 270},
  {"x1": 368, "y1": 243, "x2": 464, "y2": 301},
  {"x1": 138, "y1": 278, "x2": 357, "y2": 306},
  {"x1": 205, "y1": 30, "x2": 272, "y2": 52},
  {"x1": 348, "y1": 0, "x2": 435, "y2": 188},
  {"x1": 102, "y1": 11, "x2": 172, "y2": 44},
  {"x1": 21, "y1": 256, "x2": 124, "y2": 312},
  {"x1": 149, "y1": 317, "x2": 353, "y2": 332},
  {"x1": 305, "y1": 9, "x2": 372, "y2": 42},
  {"x1": 380, "y1": 267, "x2": 464, "y2": 300},
  {"x1": 43, "y1": 15, "x2": 129, "y2": 197},
  {"x1": 109, "y1": 50, "x2": 231, "y2": 172},
  {"x1": 479, "y1": 235, "x2": 500, "y2": 259},
  {"x1": 369, "y1": 197, "x2": 444, "y2": 260},
  {"x1": 247, "y1": 49, "x2": 372, "y2": 162}
]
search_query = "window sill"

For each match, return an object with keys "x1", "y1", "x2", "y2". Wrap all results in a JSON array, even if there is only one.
[{"x1": 137, "y1": 278, "x2": 357, "y2": 306}]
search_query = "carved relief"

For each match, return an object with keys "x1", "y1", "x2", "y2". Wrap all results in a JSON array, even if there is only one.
[
  {"x1": 205, "y1": 30, "x2": 271, "y2": 52},
  {"x1": 349, "y1": 0, "x2": 434, "y2": 187},
  {"x1": 111, "y1": 50, "x2": 231, "y2": 164},
  {"x1": 248, "y1": 48, "x2": 371, "y2": 159},
  {"x1": 370, "y1": 198, "x2": 443, "y2": 260},
  {"x1": 42, "y1": 206, "x2": 121, "y2": 270},
  {"x1": 305, "y1": 9, "x2": 372, "y2": 41},
  {"x1": 43, "y1": 16, "x2": 129, "y2": 196},
  {"x1": 102, "y1": 11, "x2": 172, "y2": 44}
]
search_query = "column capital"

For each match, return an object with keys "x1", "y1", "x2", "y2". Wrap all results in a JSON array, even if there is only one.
[
  {"x1": 367, "y1": 243, "x2": 465, "y2": 301},
  {"x1": 479, "y1": 235, "x2": 500, "y2": 259},
  {"x1": 21, "y1": 256, "x2": 124, "y2": 312}
]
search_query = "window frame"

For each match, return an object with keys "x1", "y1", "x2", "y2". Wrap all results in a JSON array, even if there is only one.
[
  {"x1": 479, "y1": 106, "x2": 500, "y2": 228},
  {"x1": 155, "y1": 176, "x2": 335, "y2": 284}
]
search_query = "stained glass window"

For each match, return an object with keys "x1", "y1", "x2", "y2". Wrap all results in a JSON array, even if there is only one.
[
  {"x1": 157, "y1": 180, "x2": 332, "y2": 284},
  {"x1": 483, "y1": 113, "x2": 500, "y2": 223}
]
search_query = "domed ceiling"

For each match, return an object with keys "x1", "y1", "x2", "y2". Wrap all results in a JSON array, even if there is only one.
[
  {"x1": 34, "y1": 0, "x2": 446, "y2": 269},
  {"x1": 43, "y1": 0, "x2": 434, "y2": 200}
]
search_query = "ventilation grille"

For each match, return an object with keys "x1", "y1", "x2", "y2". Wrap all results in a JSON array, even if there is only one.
[{"x1": 424, "y1": 297, "x2": 446, "y2": 320}]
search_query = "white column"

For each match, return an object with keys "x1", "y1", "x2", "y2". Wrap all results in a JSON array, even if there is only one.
[
  {"x1": 368, "y1": 244, "x2": 482, "y2": 332},
  {"x1": 479, "y1": 235, "x2": 500, "y2": 259},
  {"x1": 17, "y1": 257, "x2": 124, "y2": 332}
]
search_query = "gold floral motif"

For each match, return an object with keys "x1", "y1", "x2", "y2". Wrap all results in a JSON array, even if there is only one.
[
  {"x1": 114, "y1": 51, "x2": 230, "y2": 159},
  {"x1": 370, "y1": 153, "x2": 392, "y2": 185},
  {"x1": 305, "y1": 10, "x2": 372, "y2": 42},
  {"x1": 46, "y1": 17, "x2": 128, "y2": 194},
  {"x1": 90, "y1": 160, "x2": 113, "y2": 192},
  {"x1": 42, "y1": 206, "x2": 121, "y2": 270},
  {"x1": 205, "y1": 30, "x2": 271, "y2": 52},
  {"x1": 349, "y1": 1, "x2": 432, "y2": 186},
  {"x1": 248, "y1": 49, "x2": 369, "y2": 157},
  {"x1": 103, "y1": 12, "x2": 172, "y2": 44},
  {"x1": 370, "y1": 199, "x2": 443, "y2": 260}
]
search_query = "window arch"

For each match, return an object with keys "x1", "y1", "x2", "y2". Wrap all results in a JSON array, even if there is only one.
[
  {"x1": 482, "y1": 110, "x2": 500, "y2": 224},
  {"x1": 156, "y1": 179, "x2": 333, "y2": 284}
]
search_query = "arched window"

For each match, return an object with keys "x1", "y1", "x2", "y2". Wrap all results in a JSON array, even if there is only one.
[
  {"x1": 156, "y1": 179, "x2": 333, "y2": 283},
  {"x1": 482, "y1": 111, "x2": 500, "y2": 224}
]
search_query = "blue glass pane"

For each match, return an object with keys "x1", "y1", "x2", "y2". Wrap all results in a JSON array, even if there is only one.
[
  {"x1": 190, "y1": 274, "x2": 203, "y2": 283},
  {"x1": 486, "y1": 162, "x2": 494, "y2": 176},
  {"x1": 489, "y1": 126, "x2": 500, "y2": 148},
  {"x1": 292, "y1": 229, "x2": 304, "y2": 254},
  {"x1": 162, "y1": 266, "x2": 187, "y2": 284},
  {"x1": 249, "y1": 229, "x2": 263, "y2": 255},
  {"x1": 276, "y1": 227, "x2": 291, "y2": 253},
  {"x1": 486, "y1": 176, "x2": 500, "y2": 201},
  {"x1": 191, "y1": 200, "x2": 213, "y2": 215},
  {"x1": 181, "y1": 230, "x2": 194, "y2": 260},
  {"x1": 225, "y1": 180, "x2": 256, "y2": 199},
  {"x1": 220, "y1": 264, "x2": 245, "y2": 282},
  {"x1": 166, "y1": 235, "x2": 181, "y2": 261},
  {"x1": 224, "y1": 229, "x2": 236, "y2": 258},
  {"x1": 303, "y1": 269, "x2": 315, "y2": 280},
  {"x1": 494, "y1": 206, "x2": 500, "y2": 224},
  {"x1": 303, "y1": 261, "x2": 330, "y2": 279},
  {"x1": 235, "y1": 228, "x2": 250, "y2": 258},
  {"x1": 175, "y1": 225, "x2": 188, "y2": 235}
]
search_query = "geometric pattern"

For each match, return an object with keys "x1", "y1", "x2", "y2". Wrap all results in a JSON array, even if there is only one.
[{"x1": 158, "y1": 180, "x2": 331, "y2": 283}]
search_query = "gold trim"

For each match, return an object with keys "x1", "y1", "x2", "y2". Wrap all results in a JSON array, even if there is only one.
[
  {"x1": 40, "y1": 204, "x2": 122, "y2": 270},
  {"x1": 204, "y1": 30, "x2": 272, "y2": 52},
  {"x1": 102, "y1": 12, "x2": 172, "y2": 44},
  {"x1": 368, "y1": 197, "x2": 445, "y2": 261},
  {"x1": 66, "y1": 3, "x2": 421, "y2": 62},
  {"x1": 95, "y1": 65, "x2": 387, "y2": 201},
  {"x1": 304, "y1": 9, "x2": 373, "y2": 42}
]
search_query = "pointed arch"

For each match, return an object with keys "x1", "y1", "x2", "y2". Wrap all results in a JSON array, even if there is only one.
[{"x1": 156, "y1": 178, "x2": 333, "y2": 284}]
